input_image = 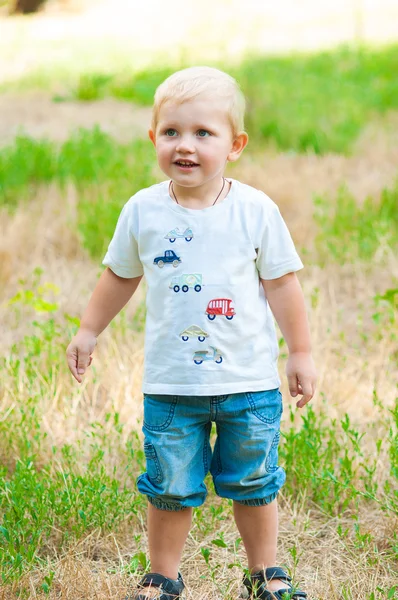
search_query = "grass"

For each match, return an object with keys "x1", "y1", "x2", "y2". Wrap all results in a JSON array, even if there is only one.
[
  {"x1": 1, "y1": 281, "x2": 398, "y2": 584},
  {"x1": 2, "y1": 45, "x2": 398, "y2": 153},
  {"x1": 57, "y1": 45, "x2": 398, "y2": 153},
  {"x1": 314, "y1": 180, "x2": 398, "y2": 264},
  {"x1": 0, "y1": 128, "x2": 155, "y2": 202},
  {"x1": 1, "y1": 128, "x2": 398, "y2": 265},
  {"x1": 0, "y1": 129, "x2": 157, "y2": 259},
  {"x1": 0, "y1": 46, "x2": 398, "y2": 597},
  {"x1": 1, "y1": 201, "x2": 397, "y2": 595},
  {"x1": 281, "y1": 400, "x2": 398, "y2": 516}
]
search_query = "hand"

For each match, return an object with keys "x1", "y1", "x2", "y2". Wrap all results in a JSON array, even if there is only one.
[
  {"x1": 66, "y1": 329, "x2": 97, "y2": 383},
  {"x1": 286, "y1": 352, "x2": 317, "y2": 408}
]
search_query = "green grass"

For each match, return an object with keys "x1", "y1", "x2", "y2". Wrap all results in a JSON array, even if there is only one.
[
  {"x1": 0, "y1": 129, "x2": 157, "y2": 259},
  {"x1": 1, "y1": 364, "x2": 397, "y2": 586},
  {"x1": 237, "y1": 45, "x2": 398, "y2": 153},
  {"x1": 314, "y1": 180, "x2": 398, "y2": 264},
  {"x1": 1, "y1": 128, "x2": 398, "y2": 264},
  {"x1": 0, "y1": 271, "x2": 397, "y2": 587},
  {"x1": 281, "y1": 400, "x2": 398, "y2": 517},
  {"x1": 61, "y1": 45, "x2": 398, "y2": 154},
  {"x1": 0, "y1": 425, "x2": 146, "y2": 584},
  {"x1": 2, "y1": 45, "x2": 398, "y2": 153},
  {"x1": 74, "y1": 67, "x2": 177, "y2": 104},
  {"x1": 1, "y1": 46, "x2": 398, "y2": 594},
  {"x1": 0, "y1": 128, "x2": 155, "y2": 202}
]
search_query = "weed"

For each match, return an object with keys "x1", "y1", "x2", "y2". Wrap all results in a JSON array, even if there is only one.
[
  {"x1": 280, "y1": 400, "x2": 398, "y2": 517},
  {"x1": 314, "y1": 181, "x2": 398, "y2": 264},
  {"x1": 0, "y1": 129, "x2": 157, "y2": 259}
]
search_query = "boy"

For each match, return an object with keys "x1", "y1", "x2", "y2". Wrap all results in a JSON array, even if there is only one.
[{"x1": 66, "y1": 66, "x2": 316, "y2": 599}]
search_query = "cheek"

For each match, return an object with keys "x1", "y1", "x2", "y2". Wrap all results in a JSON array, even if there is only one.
[
  {"x1": 156, "y1": 144, "x2": 172, "y2": 163},
  {"x1": 201, "y1": 145, "x2": 227, "y2": 164}
]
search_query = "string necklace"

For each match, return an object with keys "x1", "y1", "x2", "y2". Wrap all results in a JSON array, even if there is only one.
[{"x1": 170, "y1": 177, "x2": 226, "y2": 207}]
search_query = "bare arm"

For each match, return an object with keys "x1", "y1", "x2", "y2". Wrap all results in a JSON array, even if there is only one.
[
  {"x1": 66, "y1": 268, "x2": 142, "y2": 383},
  {"x1": 80, "y1": 267, "x2": 142, "y2": 336},
  {"x1": 261, "y1": 272, "x2": 317, "y2": 407}
]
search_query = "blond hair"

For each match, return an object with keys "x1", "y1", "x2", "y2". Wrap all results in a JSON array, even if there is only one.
[{"x1": 151, "y1": 66, "x2": 246, "y2": 138}]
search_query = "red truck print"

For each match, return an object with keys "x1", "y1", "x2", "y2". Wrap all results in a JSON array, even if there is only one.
[{"x1": 205, "y1": 298, "x2": 235, "y2": 320}]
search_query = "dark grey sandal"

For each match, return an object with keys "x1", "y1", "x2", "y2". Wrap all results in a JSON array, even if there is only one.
[
  {"x1": 124, "y1": 572, "x2": 185, "y2": 600},
  {"x1": 240, "y1": 567, "x2": 307, "y2": 599}
]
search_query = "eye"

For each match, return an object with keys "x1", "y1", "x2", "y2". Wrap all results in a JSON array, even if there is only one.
[
  {"x1": 164, "y1": 129, "x2": 178, "y2": 137},
  {"x1": 197, "y1": 129, "x2": 210, "y2": 137}
]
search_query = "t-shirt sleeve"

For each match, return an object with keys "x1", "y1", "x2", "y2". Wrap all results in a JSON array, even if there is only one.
[
  {"x1": 255, "y1": 200, "x2": 304, "y2": 280},
  {"x1": 102, "y1": 201, "x2": 144, "y2": 278}
]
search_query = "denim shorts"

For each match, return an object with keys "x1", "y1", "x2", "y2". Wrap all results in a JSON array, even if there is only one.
[{"x1": 136, "y1": 389, "x2": 286, "y2": 511}]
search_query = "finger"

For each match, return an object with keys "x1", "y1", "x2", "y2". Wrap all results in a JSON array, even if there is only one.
[
  {"x1": 287, "y1": 374, "x2": 299, "y2": 397},
  {"x1": 67, "y1": 363, "x2": 82, "y2": 383},
  {"x1": 296, "y1": 394, "x2": 312, "y2": 408},
  {"x1": 67, "y1": 359, "x2": 79, "y2": 381},
  {"x1": 66, "y1": 346, "x2": 80, "y2": 380},
  {"x1": 77, "y1": 351, "x2": 90, "y2": 375},
  {"x1": 296, "y1": 380, "x2": 314, "y2": 408}
]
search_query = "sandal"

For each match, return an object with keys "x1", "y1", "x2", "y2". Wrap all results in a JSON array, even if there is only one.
[
  {"x1": 240, "y1": 567, "x2": 307, "y2": 599},
  {"x1": 124, "y1": 572, "x2": 185, "y2": 600}
]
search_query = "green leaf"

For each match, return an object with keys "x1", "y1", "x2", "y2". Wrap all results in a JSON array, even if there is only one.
[
  {"x1": 200, "y1": 547, "x2": 210, "y2": 564},
  {"x1": 211, "y1": 538, "x2": 227, "y2": 548},
  {"x1": 137, "y1": 552, "x2": 147, "y2": 569}
]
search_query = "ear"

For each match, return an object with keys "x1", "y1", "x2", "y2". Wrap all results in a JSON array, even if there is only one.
[
  {"x1": 227, "y1": 132, "x2": 249, "y2": 162},
  {"x1": 149, "y1": 129, "x2": 156, "y2": 146}
]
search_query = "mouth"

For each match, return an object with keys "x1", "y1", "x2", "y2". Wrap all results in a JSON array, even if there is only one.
[{"x1": 174, "y1": 160, "x2": 199, "y2": 168}]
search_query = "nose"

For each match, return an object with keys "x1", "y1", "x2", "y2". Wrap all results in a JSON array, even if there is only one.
[{"x1": 175, "y1": 135, "x2": 195, "y2": 153}]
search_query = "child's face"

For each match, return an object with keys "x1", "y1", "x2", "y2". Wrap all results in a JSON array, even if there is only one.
[{"x1": 149, "y1": 96, "x2": 247, "y2": 189}]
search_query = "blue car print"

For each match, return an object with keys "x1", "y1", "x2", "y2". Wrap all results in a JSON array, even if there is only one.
[
  {"x1": 153, "y1": 250, "x2": 182, "y2": 268},
  {"x1": 164, "y1": 228, "x2": 194, "y2": 243}
]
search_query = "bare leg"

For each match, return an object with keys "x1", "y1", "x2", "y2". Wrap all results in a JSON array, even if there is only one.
[
  {"x1": 233, "y1": 499, "x2": 285, "y2": 592},
  {"x1": 148, "y1": 503, "x2": 192, "y2": 579}
]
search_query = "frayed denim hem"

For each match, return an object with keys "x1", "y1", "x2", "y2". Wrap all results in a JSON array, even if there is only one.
[
  {"x1": 147, "y1": 495, "x2": 188, "y2": 512},
  {"x1": 233, "y1": 491, "x2": 279, "y2": 506}
]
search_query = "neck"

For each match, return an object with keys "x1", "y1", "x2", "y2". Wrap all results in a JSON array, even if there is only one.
[{"x1": 171, "y1": 177, "x2": 228, "y2": 209}]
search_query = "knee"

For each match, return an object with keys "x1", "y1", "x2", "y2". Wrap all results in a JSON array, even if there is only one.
[{"x1": 137, "y1": 471, "x2": 207, "y2": 509}]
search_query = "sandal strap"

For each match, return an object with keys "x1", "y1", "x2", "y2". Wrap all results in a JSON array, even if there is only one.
[
  {"x1": 264, "y1": 567, "x2": 292, "y2": 583},
  {"x1": 268, "y1": 591, "x2": 307, "y2": 600},
  {"x1": 243, "y1": 567, "x2": 291, "y2": 588},
  {"x1": 242, "y1": 568, "x2": 307, "y2": 600},
  {"x1": 136, "y1": 572, "x2": 184, "y2": 598}
]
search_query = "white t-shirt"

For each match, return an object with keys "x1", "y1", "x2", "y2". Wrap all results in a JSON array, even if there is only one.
[{"x1": 102, "y1": 178, "x2": 303, "y2": 395}]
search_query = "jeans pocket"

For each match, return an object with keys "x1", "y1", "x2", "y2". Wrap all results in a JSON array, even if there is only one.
[
  {"x1": 143, "y1": 441, "x2": 163, "y2": 484},
  {"x1": 143, "y1": 394, "x2": 178, "y2": 431},
  {"x1": 266, "y1": 431, "x2": 281, "y2": 473},
  {"x1": 245, "y1": 389, "x2": 283, "y2": 424}
]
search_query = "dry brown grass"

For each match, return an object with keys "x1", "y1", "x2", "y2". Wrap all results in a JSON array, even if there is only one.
[
  {"x1": 0, "y1": 507, "x2": 396, "y2": 598},
  {"x1": 0, "y1": 118, "x2": 397, "y2": 597},
  {"x1": 0, "y1": 92, "x2": 151, "y2": 146}
]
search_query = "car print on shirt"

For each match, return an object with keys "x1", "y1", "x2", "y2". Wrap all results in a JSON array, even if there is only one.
[
  {"x1": 164, "y1": 227, "x2": 194, "y2": 243},
  {"x1": 180, "y1": 325, "x2": 209, "y2": 342},
  {"x1": 206, "y1": 298, "x2": 235, "y2": 320},
  {"x1": 193, "y1": 346, "x2": 223, "y2": 365},
  {"x1": 169, "y1": 274, "x2": 202, "y2": 293},
  {"x1": 153, "y1": 250, "x2": 182, "y2": 268}
]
